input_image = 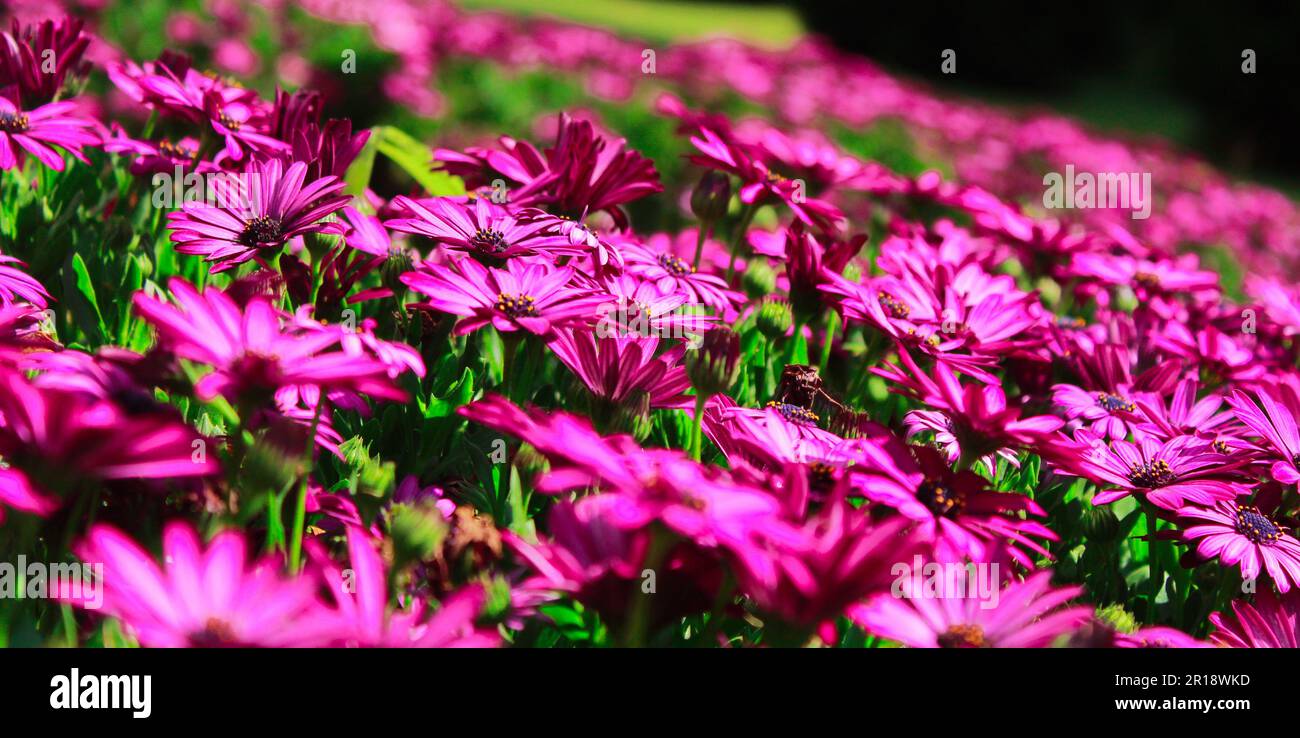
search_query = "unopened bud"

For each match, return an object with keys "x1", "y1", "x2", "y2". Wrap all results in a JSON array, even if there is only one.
[
  {"x1": 686, "y1": 327, "x2": 742, "y2": 397},
  {"x1": 742, "y1": 258, "x2": 777, "y2": 298},
  {"x1": 690, "y1": 171, "x2": 731, "y2": 224},
  {"x1": 756, "y1": 297, "x2": 793, "y2": 339},
  {"x1": 389, "y1": 502, "x2": 450, "y2": 570}
]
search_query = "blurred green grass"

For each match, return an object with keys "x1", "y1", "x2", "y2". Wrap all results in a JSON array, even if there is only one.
[{"x1": 459, "y1": 0, "x2": 804, "y2": 48}]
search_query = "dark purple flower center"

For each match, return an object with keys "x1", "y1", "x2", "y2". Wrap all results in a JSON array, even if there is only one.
[
  {"x1": 0, "y1": 111, "x2": 30, "y2": 134},
  {"x1": 471, "y1": 228, "x2": 509, "y2": 254},
  {"x1": 158, "y1": 139, "x2": 198, "y2": 162},
  {"x1": 239, "y1": 215, "x2": 284, "y2": 247},
  {"x1": 495, "y1": 292, "x2": 539, "y2": 319},
  {"x1": 217, "y1": 112, "x2": 242, "y2": 131},
  {"x1": 658, "y1": 253, "x2": 695, "y2": 277},
  {"x1": 1214, "y1": 440, "x2": 1232, "y2": 454},
  {"x1": 766, "y1": 401, "x2": 818, "y2": 426},
  {"x1": 1095, "y1": 392, "x2": 1135, "y2": 413},
  {"x1": 1127, "y1": 460, "x2": 1176, "y2": 488},
  {"x1": 203, "y1": 70, "x2": 244, "y2": 88},
  {"x1": 937, "y1": 624, "x2": 986, "y2": 648},
  {"x1": 189, "y1": 617, "x2": 240, "y2": 647},
  {"x1": 1235, "y1": 505, "x2": 1283, "y2": 545},
  {"x1": 877, "y1": 291, "x2": 910, "y2": 319},
  {"x1": 1133, "y1": 271, "x2": 1161, "y2": 290},
  {"x1": 919, "y1": 478, "x2": 966, "y2": 517},
  {"x1": 808, "y1": 461, "x2": 837, "y2": 492}
]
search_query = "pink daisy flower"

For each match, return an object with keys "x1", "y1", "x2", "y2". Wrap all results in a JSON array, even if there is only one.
[
  {"x1": 1209, "y1": 589, "x2": 1300, "y2": 648},
  {"x1": 401, "y1": 257, "x2": 602, "y2": 338},
  {"x1": 851, "y1": 571, "x2": 1091, "y2": 648},
  {"x1": 1046, "y1": 431, "x2": 1250, "y2": 511},
  {"x1": 0, "y1": 252, "x2": 49, "y2": 307},
  {"x1": 547, "y1": 328, "x2": 693, "y2": 410},
  {"x1": 877, "y1": 351, "x2": 1063, "y2": 468},
  {"x1": 166, "y1": 158, "x2": 349, "y2": 273},
  {"x1": 312, "y1": 527, "x2": 500, "y2": 647},
  {"x1": 132, "y1": 278, "x2": 406, "y2": 404},
  {"x1": 1226, "y1": 388, "x2": 1300, "y2": 485},
  {"x1": 64, "y1": 522, "x2": 337, "y2": 648},
  {"x1": 386, "y1": 196, "x2": 572, "y2": 260},
  {"x1": 1178, "y1": 500, "x2": 1300, "y2": 592},
  {"x1": 0, "y1": 95, "x2": 99, "y2": 171},
  {"x1": 0, "y1": 367, "x2": 218, "y2": 510}
]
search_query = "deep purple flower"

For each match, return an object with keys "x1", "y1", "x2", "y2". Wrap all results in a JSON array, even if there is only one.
[
  {"x1": 0, "y1": 17, "x2": 91, "y2": 105},
  {"x1": 548, "y1": 328, "x2": 692, "y2": 410}
]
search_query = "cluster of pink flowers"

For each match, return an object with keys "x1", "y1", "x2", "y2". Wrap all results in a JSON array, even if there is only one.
[{"x1": 2, "y1": 3, "x2": 1300, "y2": 650}]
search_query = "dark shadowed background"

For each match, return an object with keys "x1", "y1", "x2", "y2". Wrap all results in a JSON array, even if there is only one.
[{"x1": 793, "y1": 1, "x2": 1300, "y2": 190}]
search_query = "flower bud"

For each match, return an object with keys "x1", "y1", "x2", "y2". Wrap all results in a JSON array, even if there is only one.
[
  {"x1": 742, "y1": 258, "x2": 777, "y2": 298},
  {"x1": 304, "y1": 223, "x2": 341, "y2": 261},
  {"x1": 1082, "y1": 505, "x2": 1120, "y2": 542},
  {"x1": 756, "y1": 297, "x2": 793, "y2": 339},
  {"x1": 686, "y1": 327, "x2": 742, "y2": 397},
  {"x1": 389, "y1": 501, "x2": 450, "y2": 570},
  {"x1": 1094, "y1": 603, "x2": 1137, "y2": 634},
  {"x1": 690, "y1": 171, "x2": 731, "y2": 223},
  {"x1": 611, "y1": 390, "x2": 654, "y2": 443},
  {"x1": 381, "y1": 247, "x2": 414, "y2": 296}
]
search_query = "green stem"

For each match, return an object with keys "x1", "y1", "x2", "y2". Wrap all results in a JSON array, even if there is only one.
[
  {"x1": 691, "y1": 392, "x2": 709, "y2": 461},
  {"x1": 501, "y1": 331, "x2": 521, "y2": 401},
  {"x1": 785, "y1": 316, "x2": 807, "y2": 366},
  {"x1": 692, "y1": 221, "x2": 712, "y2": 270},
  {"x1": 287, "y1": 401, "x2": 324, "y2": 573},
  {"x1": 818, "y1": 310, "x2": 839, "y2": 375},
  {"x1": 623, "y1": 527, "x2": 674, "y2": 648},
  {"x1": 725, "y1": 202, "x2": 758, "y2": 282},
  {"x1": 1145, "y1": 505, "x2": 1163, "y2": 624}
]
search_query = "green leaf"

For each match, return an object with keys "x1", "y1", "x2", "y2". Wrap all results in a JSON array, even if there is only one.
[
  {"x1": 374, "y1": 125, "x2": 466, "y2": 196},
  {"x1": 64, "y1": 251, "x2": 107, "y2": 343},
  {"x1": 421, "y1": 367, "x2": 475, "y2": 418},
  {"x1": 343, "y1": 127, "x2": 381, "y2": 204}
]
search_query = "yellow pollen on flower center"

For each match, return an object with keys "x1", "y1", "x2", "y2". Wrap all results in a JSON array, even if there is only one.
[
  {"x1": 937, "y1": 624, "x2": 987, "y2": 648},
  {"x1": 217, "y1": 112, "x2": 242, "y2": 131},
  {"x1": 919, "y1": 478, "x2": 966, "y2": 517},
  {"x1": 1127, "y1": 459, "x2": 1176, "y2": 488},
  {"x1": 495, "y1": 293, "x2": 539, "y2": 319},
  {"x1": 0, "y1": 111, "x2": 31, "y2": 134},
  {"x1": 1235, "y1": 504, "x2": 1283, "y2": 545}
]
